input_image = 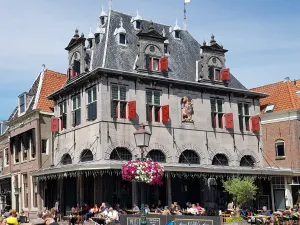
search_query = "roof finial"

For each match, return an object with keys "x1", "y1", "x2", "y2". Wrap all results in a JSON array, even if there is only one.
[
  {"x1": 120, "y1": 18, "x2": 123, "y2": 28},
  {"x1": 88, "y1": 25, "x2": 94, "y2": 39},
  {"x1": 210, "y1": 34, "x2": 216, "y2": 45},
  {"x1": 74, "y1": 28, "x2": 79, "y2": 38},
  {"x1": 173, "y1": 18, "x2": 181, "y2": 31},
  {"x1": 162, "y1": 28, "x2": 166, "y2": 37},
  {"x1": 137, "y1": 9, "x2": 140, "y2": 16},
  {"x1": 109, "y1": 0, "x2": 112, "y2": 10}
]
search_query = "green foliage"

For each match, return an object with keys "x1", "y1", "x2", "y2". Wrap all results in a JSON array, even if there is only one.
[
  {"x1": 225, "y1": 217, "x2": 245, "y2": 223},
  {"x1": 223, "y1": 177, "x2": 257, "y2": 208}
]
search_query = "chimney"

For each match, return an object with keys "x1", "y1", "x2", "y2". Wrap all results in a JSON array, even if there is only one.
[{"x1": 284, "y1": 77, "x2": 290, "y2": 82}]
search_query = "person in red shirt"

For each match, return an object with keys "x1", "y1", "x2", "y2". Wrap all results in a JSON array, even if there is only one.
[{"x1": 84, "y1": 204, "x2": 99, "y2": 221}]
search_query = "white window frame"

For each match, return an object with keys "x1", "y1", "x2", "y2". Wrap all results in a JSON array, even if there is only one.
[
  {"x1": 146, "y1": 89, "x2": 162, "y2": 123},
  {"x1": 86, "y1": 86, "x2": 97, "y2": 120},
  {"x1": 72, "y1": 94, "x2": 81, "y2": 126},
  {"x1": 23, "y1": 174, "x2": 29, "y2": 209},
  {"x1": 29, "y1": 140, "x2": 35, "y2": 160},
  {"x1": 21, "y1": 141, "x2": 28, "y2": 162},
  {"x1": 4, "y1": 148, "x2": 9, "y2": 167},
  {"x1": 174, "y1": 30, "x2": 181, "y2": 39},
  {"x1": 18, "y1": 94, "x2": 26, "y2": 115},
  {"x1": 214, "y1": 68, "x2": 222, "y2": 81},
  {"x1": 119, "y1": 33, "x2": 126, "y2": 45},
  {"x1": 41, "y1": 139, "x2": 48, "y2": 154},
  {"x1": 238, "y1": 102, "x2": 251, "y2": 131},
  {"x1": 265, "y1": 104, "x2": 275, "y2": 113},
  {"x1": 111, "y1": 84, "x2": 128, "y2": 119},
  {"x1": 59, "y1": 101, "x2": 67, "y2": 130},
  {"x1": 31, "y1": 176, "x2": 38, "y2": 209},
  {"x1": 210, "y1": 98, "x2": 224, "y2": 129},
  {"x1": 275, "y1": 140, "x2": 285, "y2": 158},
  {"x1": 13, "y1": 145, "x2": 19, "y2": 164}
]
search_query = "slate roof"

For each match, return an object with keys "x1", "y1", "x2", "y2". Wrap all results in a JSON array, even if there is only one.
[
  {"x1": 251, "y1": 80, "x2": 300, "y2": 113},
  {"x1": 91, "y1": 10, "x2": 247, "y2": 90},
  {"x1": 8, "y1": 69, "x2": 67, "y2": 122}
]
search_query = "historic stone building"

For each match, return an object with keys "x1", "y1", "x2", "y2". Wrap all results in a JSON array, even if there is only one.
[
  {"x1": 0, "y1": 67, "x2": 67, "y2": 217},
  {"x1": 33, "y1": 9, "x2": 290, "y2": 213},
  {"x1": 252, "y1": 79, "x2": 300, "y2": 211}
]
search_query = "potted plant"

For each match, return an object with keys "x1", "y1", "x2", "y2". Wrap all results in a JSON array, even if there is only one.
[{"x1": 223, "y1": 177, "x2": 257, "y2": 224}]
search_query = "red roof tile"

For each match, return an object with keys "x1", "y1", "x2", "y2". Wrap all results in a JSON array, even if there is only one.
[
  {"x1": 36, "y1": 70, "x2": 67, "y2": 112},
  {"x1": 251, "y1": 80, "x2": 300, "y2": 113}
]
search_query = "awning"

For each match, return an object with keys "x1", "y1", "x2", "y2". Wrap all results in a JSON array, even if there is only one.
[
  {"x1": 30, "y1": 160, "x2": 293, "y2": 180},
  {"x1": 0, "y1": 174, "x2": 12, "y2": 180}
]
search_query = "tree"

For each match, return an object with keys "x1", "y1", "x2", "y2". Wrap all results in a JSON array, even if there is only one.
[{"x1": 223, "y1": 177, "x2": 257, "y2": 215}]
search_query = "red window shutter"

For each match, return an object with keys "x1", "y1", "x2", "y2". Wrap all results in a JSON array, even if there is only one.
[
  {"x1": 161, "y1": 105, "x2": 169, "y2": 123},
  {"x1": 149, "y1": 58, "x2": 153, "y2": 70},
  {"x1": 149, "y1": 106, "x2": 153, "y2": 121},
  {"x1": 222, "y1": 68, "x2": 230, "y2": 81},
  {"x1": 217, "y1": 70, "x2": 221, "y2": 80},
  {"x1": 160, "y1": 57, "x2": 168, "y2": 71},
  {"x1": 251, "y1": 116, "x2": 260, "y2": 132},
  {"x1": 213, "y1": 114, "x2": 217, "y2": 128},
  {"x1": 128, "y1": 101, "x2": 136, "y2": 119},
  {"x1": 116, "y1": 102, "x2": 119, "y2": 118},
  {"x1": 51, "y1": 117, "x2": 59, "y2": 132},
  {"x1": 225, "y1": 113, "x2": 234, "y2": 129}
]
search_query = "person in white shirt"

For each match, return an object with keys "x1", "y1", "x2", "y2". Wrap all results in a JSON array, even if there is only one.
[{"x1": 105, "y1": 208, "x2": 119, "y2": 224}]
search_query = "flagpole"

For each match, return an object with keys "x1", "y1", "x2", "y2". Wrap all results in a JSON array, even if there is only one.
[{"x1": 184, "y1": 2, "x2": 187, "y2": 30}]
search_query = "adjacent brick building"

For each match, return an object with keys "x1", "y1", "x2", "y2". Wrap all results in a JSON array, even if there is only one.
[
  {"x1": 0, "y1": 67, "x2": 67, "y2": 217},
  {"x1": 252, "y1": 78, "x2": 300, "y2": 210}
]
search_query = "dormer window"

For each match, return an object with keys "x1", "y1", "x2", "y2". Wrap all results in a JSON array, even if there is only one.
[
  {"x1": 265, "y1": 104, "x2": 275, "y2": 113},
  {"x1": 145, "y1": 56, "x2": 160, "y2": 71},
  {"x1": 136, "y1": 20, "x2": 141, "y2": 29},
  {"x1": 209, "y1": 66, "x2": 222, "y2": 81},
  {"x1": 175, "y1": 30, "x2": 180, "y2": 39},
  {"x1": 164, "y1": 44, "x2": 168, "y2": 54},
  {"x1": 100, "y1": 17, "x2": 105, "y2": 25},
  {"x1": 119, "y1": 33, "x2": 126, "y2": 44},
  {"x1": 19, "y1": 94, "x2": 26, "y2": 114}
]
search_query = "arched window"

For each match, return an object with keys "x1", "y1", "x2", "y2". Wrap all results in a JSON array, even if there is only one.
[
  {"x1": 110, "y1": 147, "x2": 132, "y2": 161},
  {"x1": 212, "y1": 154, "x2": 228, "y2": 166},
  {"x1": 240, "y1": 155, "x2": 255, "y2": 167},
  {"x1": 80, "y1": 149, "x2": 93, "y2": 162},
  {"x1": 146, "y1": 150, "x2": 166, "y2": 162},
  {"x1": 61, "y1": 154, "x2": 72, "y2": 165},
  {"x1": 179, "y1": 150, "x2": 200, "y2": 164}
]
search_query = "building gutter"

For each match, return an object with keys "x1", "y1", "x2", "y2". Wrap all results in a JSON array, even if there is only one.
[{"x1": 48, "y1": 67, "x2": 269, "y2": 100}]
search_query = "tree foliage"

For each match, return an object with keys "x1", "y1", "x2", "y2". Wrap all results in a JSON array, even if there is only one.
[{"x1": 223, "y1": 177, "x2": 257, "y2": 207}]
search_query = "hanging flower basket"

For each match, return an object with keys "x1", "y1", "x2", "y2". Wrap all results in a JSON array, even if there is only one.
[{"x1": 122, "y1": 159, "x2": 164, "y2": 185}]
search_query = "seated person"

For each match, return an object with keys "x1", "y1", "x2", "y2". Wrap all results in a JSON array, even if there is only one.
[
  {"x1": 30, "y1": 211, "x2": 45, "y2": 225},
  {"x1": 145, "y1": 205, "x2": 150, "y2": 214},
  {"x1": 69, "y1": 207, "x2": 82, "y2": 225},
  {"x1": 100, "y1": 203, "x2": 107, "y2": 213},
  {"x1": 132, "y1": 203, "x2": 140, "y2": 211},
  {"x1": 255, "y1": 206, "x2": 273, "y2": 224},
  {"x1": 161, "y1": 206, "x2": 171, "y2": 216},
  {"x1": 6, "y1": 210, "x2": 18, "y2": 225},
  {"x1": 283, "y1": 206, "x2": 292, "y2": 220},
  {"x1": 84, "y1": 204, "x2": 99, "y2": 221},
  {"x1": 105, "y1": 208, "x2": 119, "y2": 224},
  {"x1": 187, "y1": 204, "x2": 199, "y2": 215},
  {"x1": 226, "y1": 202, "x2": 235, "y2": 214},
  {"x1": 196, "y1": 203, "x2": 205, "y2": 215}
]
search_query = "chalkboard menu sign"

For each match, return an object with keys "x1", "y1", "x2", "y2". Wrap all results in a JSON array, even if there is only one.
[
  {"x1": 126, "y1": 217, "x2": 160, "y2": 225},
  {"x1": 174, "y1": 218, "x2": 214, "y2": 225},
  {"x1": 257, "y1": 195, "x2": 270, "y2": 210}
]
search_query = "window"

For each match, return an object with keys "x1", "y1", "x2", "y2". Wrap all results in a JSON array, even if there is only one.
[
  {"x1": 164, "y1": 44, "x2": 168, "y2": 54},
  {"x1": 80, "y1": 149, "x2": 93, "y2": 162},
  {"x1": 175, "y1": 30, "x2": 180, "y2": 39},
  {"x1": 238, "y1": 103, "x2": 251, "y2": 131},
  {"x1": 23, "y1": 174, "x2": 28, "y2": 208},
  {"x1": 146, "y1": 150, "x2": 166, "y2": 162},
  {"x1": 110, "y1": 148, "x2": 132, "y2": 161},
  {"x1": 111, "y1": 85, "x2": 127, "y2": 119},
  {"x1": 212, "y1": 154, "x2": 228, "y2": 166},
  {"x1": 32, "y1": 178, "x2": 38, "y2": 208},
  {"x1": 146, "y1": 90, "x2": 161, "y2": 122},
  {"x1": 240, "y1": 155, "x2": 255, "y2": 167},
  {"x1": 14, "y1": 143, "x2": 19, "y2": 164},
  {"x1": 214, "y1": 69, "x2": 221, "y2": 81},
  {"x1": 4, "y1": 148, "x2": 9, "y2": 167},
  {"x1": 62, "y1": 154, "x2": 72, "y2": 165},
  {"x1": 86, "y1": 86, "x2": 97, "y2": 121},
  {"x1": 19, "y1": 94, "x2": 26, "y2": 114},
  {"x1": 210, "y1": 98, "x2": 224, "y2": 128},
  {"x1": 119, "y1": 33, "x2": 126, "y2": 44},
  {"x1": 136, "y1": 20, "x2": 141, "y2": 29},
  {"x1": 209, "y1": 67, "x2": 222, "y2": 81},
  {"x1": 30, "y1": 130, "x2": 36, "y2": 159},
  {"x1": 21, "y1": 141, "x2": 27, "y2": 162},
  {"x1": 72, "y1": 94, "x2": 81, "y2": 126},
  {"x1": 265, "y1": 104, "x2": 275, "y2": 113},
  {"x1": 275, "y1": 141, "x2": 285, "y2": 158},
  {"x1": 179, "y1": 150, "x2": 200, "y2": 164},
  {"x1": 100, "y1": 16, "x2": 105, "y2": 25},
  {"x1": 41, "y1": 139, "x2": 48, "y2": 154},
  {"x1": 145, "y1": 56, "x2": 161, "y2": 71},
  {"x1": 59, "y1": 101, "x2": 67, "y2": 130},
  {"x1": 272, "y1": 177, "x2": 285, "y2": 189}
]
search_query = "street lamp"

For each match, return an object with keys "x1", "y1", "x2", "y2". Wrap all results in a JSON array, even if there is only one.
[{"x1": 133, "y1": 124, "x2": 151, "y2": 225}]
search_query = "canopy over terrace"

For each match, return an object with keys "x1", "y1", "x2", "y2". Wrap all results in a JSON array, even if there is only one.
[{"x1": 31, "y1": 160, "x2": 293, "y2": 179}]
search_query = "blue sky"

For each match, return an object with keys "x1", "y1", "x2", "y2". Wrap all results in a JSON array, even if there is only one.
[{"x1": 0, "y1": 0, "x2": 299, "y2": 119}]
